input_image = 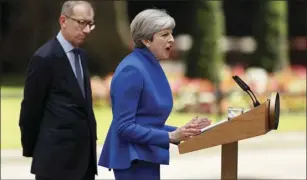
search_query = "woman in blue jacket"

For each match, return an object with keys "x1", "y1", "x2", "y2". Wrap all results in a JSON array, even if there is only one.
[{"x1": 98, "y1": 8, "x2": 211, "y2": 180}]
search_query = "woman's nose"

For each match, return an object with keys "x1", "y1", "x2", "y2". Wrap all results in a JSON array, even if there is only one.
[{"x1": 169, "y1": 34, "x2": 174, "y2": 43}]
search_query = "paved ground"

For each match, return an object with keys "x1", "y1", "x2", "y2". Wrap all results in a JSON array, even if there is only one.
[{"x1": 1, "y1": 131, "x2": 306, "y2": 179}]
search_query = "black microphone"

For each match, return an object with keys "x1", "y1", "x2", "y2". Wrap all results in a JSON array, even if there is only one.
[
  {"x1": 232, "y1": 75, "x2": 260, "y2": 107},
  {"x1": 233, "y1": 76, "x2": 250, "y2": 91}
]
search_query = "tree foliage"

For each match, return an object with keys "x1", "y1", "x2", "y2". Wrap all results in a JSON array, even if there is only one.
[
  {"x1": 186, "y1": 1, "x2": 225, "y2": 83},
  {"x1": 252, "y1": 0, "x2": 289, "y2": 72}
]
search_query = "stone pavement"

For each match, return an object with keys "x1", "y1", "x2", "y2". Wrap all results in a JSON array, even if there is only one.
[{"x1": 1, "y1": 132, "x2": 306, "y2": 179}]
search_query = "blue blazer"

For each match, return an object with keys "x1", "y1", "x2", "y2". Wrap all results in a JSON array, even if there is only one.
[{"x1": 98, "y1": 48, "x2": 177, "y2": 169}]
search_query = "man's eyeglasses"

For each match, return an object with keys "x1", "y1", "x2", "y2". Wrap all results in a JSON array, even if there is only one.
[{"x1": 65, "y1": 15, "x2": 95, "y2": 31}]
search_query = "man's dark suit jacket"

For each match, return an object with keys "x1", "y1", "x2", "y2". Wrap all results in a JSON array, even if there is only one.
[{"x1": 19, "y1": 37, "x2": 97, "y2": 180}]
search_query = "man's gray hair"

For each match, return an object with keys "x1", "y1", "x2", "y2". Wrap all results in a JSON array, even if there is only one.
[
  {"x1": 61, "y1": 0, "x2": 93, "y2": 16},
  {"x1": 130, "y1": 8, "x2": 176, "y2": 48}
]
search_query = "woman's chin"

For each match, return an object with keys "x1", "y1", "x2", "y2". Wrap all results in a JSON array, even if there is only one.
[
  {"x1": 158, "y1": 57, "x2": 167, "y2": 61},
  {"x1": 161, "y1": 54, "x2": 170, "y2": 60}
]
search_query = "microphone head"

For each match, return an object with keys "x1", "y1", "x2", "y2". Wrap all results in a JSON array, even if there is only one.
[
  {"x1": 232, "y1": 75, "x2": 249, "y2": 91},
  {"x1": 236, "y1": 76, "x2": 251, "y2": 90},
  {"x1": 232, "y1": 75, "x2": 260, "y2": 107}
]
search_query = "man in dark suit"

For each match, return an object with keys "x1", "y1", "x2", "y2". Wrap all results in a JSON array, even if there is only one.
[{"x1": 19, "y1": 1, "x2": 97, "y2": 180}]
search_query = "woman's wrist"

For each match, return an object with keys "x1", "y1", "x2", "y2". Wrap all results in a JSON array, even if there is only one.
[
  {"x1": 168, "y1": 131, "x2": 180, "y2": 144},
  {"x1": 168, "y1": 132, "x2": 175, "y2": 143}
]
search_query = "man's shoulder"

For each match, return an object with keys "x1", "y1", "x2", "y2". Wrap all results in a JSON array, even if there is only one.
[{"x1": 33, "y1": 37, "x2": 58, "y2": 58}]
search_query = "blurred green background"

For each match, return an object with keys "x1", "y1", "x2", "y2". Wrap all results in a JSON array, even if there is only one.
[{"x1": 1, "y1": 86, "x2": 306, "y2": 149}]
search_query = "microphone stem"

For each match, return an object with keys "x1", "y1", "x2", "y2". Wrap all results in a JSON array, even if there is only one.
[
  {"x1": 248, "y1": 90, "x2": 260, "y2": 106},
  {"x1": 246, "y1": 90, "x2": 257, "y2": 107}
]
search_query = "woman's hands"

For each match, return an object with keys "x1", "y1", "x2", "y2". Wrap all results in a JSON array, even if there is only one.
[
  {"x1": 186, "y1": 116, "x2": 212, "y2": 130},
  {"x1": 168, "y1": 117, "x2": 212, "y2": 144}
]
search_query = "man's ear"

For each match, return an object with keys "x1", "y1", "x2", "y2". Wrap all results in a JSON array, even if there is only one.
[{"x1": 59, "y1": 15, "x2": 66, "y2": 28}]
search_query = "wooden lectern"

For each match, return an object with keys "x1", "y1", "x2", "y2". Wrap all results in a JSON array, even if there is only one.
[{"x1": 178, "y1": 92, "x2": 280, "y2": 180}]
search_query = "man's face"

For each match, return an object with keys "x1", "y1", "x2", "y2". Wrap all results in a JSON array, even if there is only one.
[{"x1": 60, "y1": 4, "x2": 95, "y2": 47}]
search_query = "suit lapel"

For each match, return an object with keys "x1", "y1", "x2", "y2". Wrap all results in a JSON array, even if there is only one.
[
  {"x1": 80, "y1": 51, "x2": 91, "y2": 103},
  {"x1": 79, "y1": 51, "x2": 92, "y2": 114},
  {"x1": 53, "y1": 38, "x2": 87, "y2": 105}
]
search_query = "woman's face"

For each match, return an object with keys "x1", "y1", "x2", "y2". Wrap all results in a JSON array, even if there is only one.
[{"x1": 143, "y1": 28, "x2": 175, "y2": 60}]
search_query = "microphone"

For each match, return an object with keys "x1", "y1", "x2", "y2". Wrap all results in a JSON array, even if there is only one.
[{"x1": 232, "y1": 75, "x2": 260, "y2": 107}]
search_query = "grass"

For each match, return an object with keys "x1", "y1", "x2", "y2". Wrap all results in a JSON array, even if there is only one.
[
  {"x1": 1, "y1": 87, "x2": 24, "y2": 96},
  {"x1": 1, "y1": 96, "x2": 306, "y2": 149}
]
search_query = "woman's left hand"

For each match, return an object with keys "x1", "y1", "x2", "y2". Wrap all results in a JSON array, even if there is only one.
[{"x1": 185, "y1": 116, "x2": 212, "y2": 130}]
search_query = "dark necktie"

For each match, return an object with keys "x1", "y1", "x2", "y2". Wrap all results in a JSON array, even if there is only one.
[{"x1": 72, "y1": 48, "x2": 85, "y2": 97}]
